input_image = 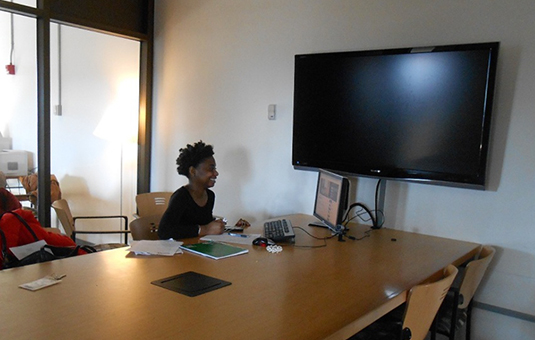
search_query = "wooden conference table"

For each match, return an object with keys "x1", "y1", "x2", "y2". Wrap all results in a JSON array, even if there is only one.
[{"x1": 0, "y1": 214, "x2": 479, "y2": 340}]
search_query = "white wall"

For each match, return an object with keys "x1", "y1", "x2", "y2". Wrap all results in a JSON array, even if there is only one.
[{"x1": 153, "y1": 0, "x2": 535, "y2": 338}]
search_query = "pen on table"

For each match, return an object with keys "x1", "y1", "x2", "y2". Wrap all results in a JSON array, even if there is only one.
[{"x1": 228, "y1": 233, "x2": 248, "y2": 238}]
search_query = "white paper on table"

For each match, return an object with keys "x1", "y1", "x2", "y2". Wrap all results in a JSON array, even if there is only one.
[
  {"x1": 19, "y1": 276, "x2": 62, "y2": 291},
  {"x1": 10, "y1": 240, "x2": 47, "y2": 260},
  {"x1": 201, "y1": 233, "x2": 261, "y2": 245},
  {"x1": 128, "y1": 240, "x2": 183, "y2": 256}
]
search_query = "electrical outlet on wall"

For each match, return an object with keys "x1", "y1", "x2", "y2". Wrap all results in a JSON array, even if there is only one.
[
  {"x1": 54, "y1": 105, "x2": 62, "y2": 116},
  {"x1": 268, "y1": 104, "x2": 276, "y2": 120}
]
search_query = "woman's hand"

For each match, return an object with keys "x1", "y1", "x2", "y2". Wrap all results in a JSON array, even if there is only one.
[
  {"x1": 235, "y1": 218, "x2": 250, "y2": 228},
  {"x1": 200, "y1": 219, "x2": 226, "y2": 236}
]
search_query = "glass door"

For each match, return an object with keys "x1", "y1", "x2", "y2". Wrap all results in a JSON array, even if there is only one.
[{"x1": 49, "y1": 24, "x2": 139, "y2": 243}]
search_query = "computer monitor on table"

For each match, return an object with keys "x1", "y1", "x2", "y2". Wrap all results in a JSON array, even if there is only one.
[{"x1": 313, "y1": 169, "x2": 349, "y2": 233}]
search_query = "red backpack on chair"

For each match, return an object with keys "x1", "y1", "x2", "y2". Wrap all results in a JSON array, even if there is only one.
[{"x1": 0, "y1": 189, "x2": 92, "y2": 270}]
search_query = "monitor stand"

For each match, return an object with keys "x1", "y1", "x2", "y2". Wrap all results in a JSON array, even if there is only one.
[
  {"x1": 375, "y1": 180, "x2": 387, "y2": 228},
  {"x1": 309, "y1": 222, "x2": 347, "y2": 241}
]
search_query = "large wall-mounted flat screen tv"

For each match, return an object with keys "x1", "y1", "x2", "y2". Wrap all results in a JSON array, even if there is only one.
[{"x1": 292, "y1": 42, "x2": 499, "y2": 189}]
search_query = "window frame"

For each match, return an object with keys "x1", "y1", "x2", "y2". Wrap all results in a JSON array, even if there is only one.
[{"x1": 0, "y1": 0, "x2": 153, "y2": 226}]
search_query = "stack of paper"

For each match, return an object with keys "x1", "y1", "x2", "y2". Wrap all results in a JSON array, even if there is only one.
[{"x1": 128, "y1": 240, "x2": 183, "y2": 256}]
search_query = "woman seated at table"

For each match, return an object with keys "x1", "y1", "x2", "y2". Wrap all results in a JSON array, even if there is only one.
[{"x1": 158, "y1": 141, "x2": 249, "y2": 240}]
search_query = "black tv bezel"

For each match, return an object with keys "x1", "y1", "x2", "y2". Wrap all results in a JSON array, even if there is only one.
[
  {"x1": 292, "y1": 42, "x2": 500, "y2": 189},
  {"x1": 313, "y1": 169, "x2": 350, "y2": 232}
]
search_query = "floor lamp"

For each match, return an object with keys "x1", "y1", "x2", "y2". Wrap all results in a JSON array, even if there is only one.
[{"x1": 93, "y1": 105, "x2": 136, "y2": 244}]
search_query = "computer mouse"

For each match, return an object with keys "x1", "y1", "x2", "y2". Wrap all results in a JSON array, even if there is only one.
[{"x1": 252, "y1": 237, "x2": 273, "y2": 247}]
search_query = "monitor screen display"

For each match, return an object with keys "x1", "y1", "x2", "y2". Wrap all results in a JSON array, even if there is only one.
[
  {"x1": 293, "y1": 42, "x2": 499, "y2": 189},
  {"x1": 313, "y1": 169, "x2": 349, "y2": 231}
]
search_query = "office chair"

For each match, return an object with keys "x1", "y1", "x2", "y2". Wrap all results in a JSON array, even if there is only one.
[
  {"x1": 52, "y1": 199, "x2": 130, "y2": 249},
  {"x1": 129, "y1": 214, "x2": 161, "y2": 240},
  {"x1": 350, "y1": 264, "x2": 458, "y2": 340},
  {"x1": 431, "y1": 246, "x2": 496, "y2": 340},
  {"x1": 0, "y1": 171, "x2": 6, "y2": 189},
  {"x1": 20, "y1": 173, "x2": 62, "y2": 207},
  {"x1": 134, "y1": 192, "x2": 172, "y2": 218}
]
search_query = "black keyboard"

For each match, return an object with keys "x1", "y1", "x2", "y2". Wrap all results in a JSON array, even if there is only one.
[{"x1": 263, "y1": 219, "x2": 295, "y2": 243}]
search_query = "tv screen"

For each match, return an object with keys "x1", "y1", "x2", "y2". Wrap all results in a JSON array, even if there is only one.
[
  {"x1": 313, "y1": 169, "x2": 349, "y2": 232},
  {"x1": 292, "y1": 42, "x2": 499, "y2": 189}
]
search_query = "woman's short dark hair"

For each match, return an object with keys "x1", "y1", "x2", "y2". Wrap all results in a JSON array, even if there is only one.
[{"x1": 176, "y1": 141, "x2": 214, "y2": 178}]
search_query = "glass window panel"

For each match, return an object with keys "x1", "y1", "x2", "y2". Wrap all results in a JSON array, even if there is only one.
[
  {"x1": 50, "y1": 24, "x2": 139, "y2": 243},
  {"x1": 0, "y1": 11, "x2": 37, "y2": 209},
  {"x1": 10, "y1": 1, "x2": 36, "y2": 8}
]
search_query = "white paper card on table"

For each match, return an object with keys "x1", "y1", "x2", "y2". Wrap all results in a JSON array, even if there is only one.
[
  {"x1": 19, "y1": 276, "x2": 62, "y2": 291},
  {"x1": 10, "y1": 239, "x2": 47, "y2": 260},
  {"x1": 128, "y1": 240, "x2": 183, "y2": 256},
  {"x1": 200, "y1": 233, "x2": 261, "y2": 245}
]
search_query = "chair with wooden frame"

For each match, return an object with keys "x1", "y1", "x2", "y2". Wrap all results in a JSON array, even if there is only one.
[
  {"x1": 134, "y1": 192, "x2": 172, "y2": 218},
  {"x1": 0, "y1": 171, "x2": 6, "y2": 189},
  {"x1": 129, "y1": 214, "x2": 161, "y2": 241},
  {"x1": 431, "y1": 245, "x2": 496, "y2": 340},
  {"x1": 350, "y1": 264, "x2": 459, "y2": 340},
  {"x1": 52, "y1": 199, "x2": 130, "y2": 249}
]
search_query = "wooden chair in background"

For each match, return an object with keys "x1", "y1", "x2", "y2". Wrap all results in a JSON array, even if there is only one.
[
  {"x1": 52, "y1": 199, "x2": 130, "y2": 249},
  {"x1": 135, "y1": 192, "x2": 172, "y2": 218},
  {"x1": 129, "y1": 214, "x2": 161, "y2": 241},
  {"x1": 432, "y1": 245, "x2": 496, "y2": 340},
  {"x1": 0, "y1": 171, "x2": 6, "y2": 189},
  {"x1": 20, "y1": 173, "x2": 62, "y2": 207},
  {"x1": 350, "y1": 264, "x2": 459, "y2": 340}
]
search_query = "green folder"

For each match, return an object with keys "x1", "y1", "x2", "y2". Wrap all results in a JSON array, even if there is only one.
[{"x1": 180, "y1": 242, "x2": 248, "y2": 260}]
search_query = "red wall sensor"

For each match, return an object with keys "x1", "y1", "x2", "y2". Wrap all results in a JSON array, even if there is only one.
[{"x1": 6, "y1": 64, "x2": 15, "y2": 75}]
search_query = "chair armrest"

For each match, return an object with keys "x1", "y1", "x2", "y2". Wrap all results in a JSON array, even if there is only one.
[
  {"x1": 73, "y1": 215, "x2": 129, "y2": 245},
  {"x1": 73, "y1": 215, "x2": 128, "y2": 231}
]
